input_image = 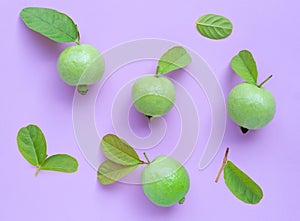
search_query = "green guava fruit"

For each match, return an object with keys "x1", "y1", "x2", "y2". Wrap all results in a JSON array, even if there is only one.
[
  {"x1": 57, "y1": 44, "x2": 105, "y2": 95},
  {"x1": 132, "y1": 75, "x2": 175, "y2": 117},
  {"x1": 227, "y1": 83, "x2": 276, "y2": 130},
  {"x1": 142, "y1": 156, "x2": 190, "y2": 207}
]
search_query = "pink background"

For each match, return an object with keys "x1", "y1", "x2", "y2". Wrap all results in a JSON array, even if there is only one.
[{"x1": 1, "y1": 0, "x2": 299, "y2": 220}]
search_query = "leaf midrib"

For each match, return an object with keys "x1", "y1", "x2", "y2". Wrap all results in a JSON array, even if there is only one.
[
  {"x1": 102, "y1": 140, "x2": 139, "y2": 163},
  {"x1": 227, "y1": 163, "x2": 261, "y2": 200},
  {"x1": 41, "y1": 165, "x2": 74, "y2": 171},
  {"x1": 239, "y1": 57, "x2": 256, "y2": 82},
  {"x1": 196, "y1": 22, "x2": 232, "y2": 31},
  {"x1": 101, "y1": 164, "x2": 137, "y2": 176},
  {"x1": 26, "y1": 128, "x2": 40, "y2": 166},
  {"x1": 24, "y1": 10, "x2": 76, "y2": 40}
]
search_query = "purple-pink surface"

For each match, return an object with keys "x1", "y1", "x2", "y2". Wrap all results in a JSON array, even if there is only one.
[{"x1": 1, "y1": 0, "x2": 299, "y2": 220}]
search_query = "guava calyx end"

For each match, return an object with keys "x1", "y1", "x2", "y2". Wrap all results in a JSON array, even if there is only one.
[
  {"x1": 178, "y1": 197, "x2": 185, "y2": 205},
  {"x1": 145, "y1": 115, "x2": 153, "y2": 120},
  {"x1": 240, "y1": 126, "x2": 249, "y2": 134},
  {"x1": 77, "y1": 85, "x2": 88, "y2": 95}
]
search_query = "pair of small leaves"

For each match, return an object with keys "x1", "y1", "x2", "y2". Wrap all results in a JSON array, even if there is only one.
[
  {"x1": 216, "y1": 148, "x2": 263, "y2": 204},
  {"x1": 196, "y1": 14, "x2": 233, "y2": 40},
  {"x1": 20, "y1": 7, "x2": 79, "y2": 43},
  {"x1": 231, "y1": 50, "x2": 259, "y2": 85},
  {"x1": 156, "y1": 46, "x2": 192, "y2": 75},
  {"x1": 17, "y1": 125, "x2": 78, "y2": 175},
  {"x1": 98, "y1": 134, "x2": 146, "y2": 185}
]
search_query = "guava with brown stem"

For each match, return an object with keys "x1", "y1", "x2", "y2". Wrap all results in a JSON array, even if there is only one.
[
  {"x1": 227, "y1": 78, "x2": 276, "y2": 131},
  {"x1": 228, "y1": 50, "x2": 276, "y2": 133}
]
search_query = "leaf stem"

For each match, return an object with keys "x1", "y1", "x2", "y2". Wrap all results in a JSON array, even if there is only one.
[
  {"x1": 155, "y1": 66, "x2": 160, "y2": 77},
  {"x1": 35, "y1": 167, "x2": 41, "y2": 176},
  {"x1": 143, "y1": 152, "x2": 151, "y2": 164},
  {"x1": 215, "y1": 147, "x2": 229, "y2": 183},
  {"x1": 76, "y1": 25, "x2": 81, "y2": 45},
  {"x1": 35, "y1": 157, "x2": 47, "y2": 176},
  {"x1": 258, "y1": 75, "x2": 273, "y2": 88}
]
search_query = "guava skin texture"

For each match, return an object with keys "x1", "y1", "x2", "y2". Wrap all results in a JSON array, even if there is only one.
[
  {"x1": 57, "y1": 44, "x2": 104, "y2": 87},
  {"x1": 142, "y1": 156, "x2": 190, "y2": 207},
  {"x1": 132, "y1": 75, "x2": 176, "y2": 117},
  {"x1": 227, "y1": 83, "x2": 276, "y2": 130}
]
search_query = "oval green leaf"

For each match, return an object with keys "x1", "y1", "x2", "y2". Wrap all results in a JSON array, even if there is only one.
[
  {"x1": 224, "y1": 161, "x2": 263, "y2": 204},
  {"x1": 101, "y1": 134, "x2": 141, "y2": 165},
  {"x1": 20, "y1": 7, "x2": 78, "y2": 43},
  {"x1": 231, "y1": 50, "x2": 258, "y2": 84},
  {"x1": 196, "y1": 14, "x2": 233, "y2": 40},
  {"x1": 97, "y1": 160, "x2": 138, "y2": 185},
  {"x1": 157, "y1": 46, "x2": 192, "y2": 75},
  {"x1": 17, "y1": 124, "x2": 47, "y2": 166},
  {"x1": 40, "y1": 154, "x2": 78, "y2": 173}
]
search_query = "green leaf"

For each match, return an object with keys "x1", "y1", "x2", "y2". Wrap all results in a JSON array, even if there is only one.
[
  {"x1": 100, "y1": 134, "x2": 141, "y2": 165},
  {"x1": 97, "y1": 160, "x2": 138, "y2": 185},
  {"x1": 157, "y1": 46, "x2": 192, "y2": 75},
  {"x1": 40, "y1": 154, "x2": 78, "y2": 173},
  {"x1": 224, "y1": 161, "x2": 263, "y2": 204},
  {"x1": 196, "y1": 14, "x2": 233, "y2": 40},
  {"x1": 17, "y1": 124, "x2": 47, "y2": 166},
  {"x1": 20, "y1": 7, "x2": 78, "y2": 43},
  {"x1": 231, "y1": 50, "x2": 258, "y2": 84}
]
